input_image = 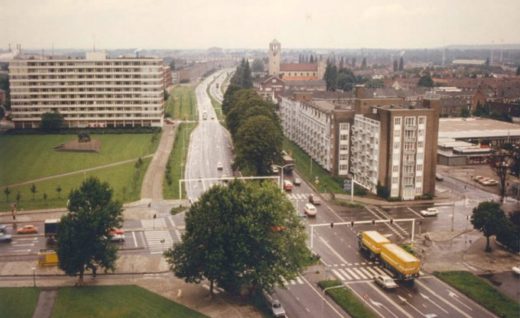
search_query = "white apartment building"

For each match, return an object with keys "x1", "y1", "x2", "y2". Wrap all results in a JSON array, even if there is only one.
[
  {"x1": 350, "y1": 114, "x2": 380, "y2": 193},
  {"x1": 9, "y1": 51, "x2": 165, "y2": 128}
]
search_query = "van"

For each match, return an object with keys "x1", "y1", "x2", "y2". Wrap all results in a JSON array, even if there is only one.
[{"x1": 283, "y1": 180, "x2": 293, "y2": 191}]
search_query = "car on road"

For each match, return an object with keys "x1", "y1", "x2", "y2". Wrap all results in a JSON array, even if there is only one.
[
  {"x1": 16, "y1": 225, "x2": 38, "y2": 234},
  {"x1": 512, "y1": 266, "x2": 520, "y2": 276},
  {"x1": 217, "y1": 161, "x2": 223, "y2": 170},
  {"x1": 271, "y1": 299, "x2": 286, "y2": 317},
  {"x1": 283, "y1": 180, "x2": 293, "y2": 192},
  {"x1": 293, "y1": 177, "x2": 302, "y2": 186},
  {"x1": 435, "y1": 173, "x2": 444, "y2": 181},
  {"x1": 375, "y1": 275, "x2": 398, "y2": 289},
  {"x1": 0, "y1": 224, "x2": 7, "y2": 233},
  {"x1": 0, "y1": 233, "x2": 12, "y2": 243},
  {"x1": 110, "y1": 229, "x2": 125, "y2": 235},
  {"x1": 110, "y1": 234, "x2": 125, "y2": 242},
  {"x1": 304, "y1": 203, "x2": 317, "y2": 217},
  {"x1": 308, "y1": 194, "x2": 321, "y2": 205},
  {"x1": 420, "y1": 207, "x2": 439, "y2": 217}
]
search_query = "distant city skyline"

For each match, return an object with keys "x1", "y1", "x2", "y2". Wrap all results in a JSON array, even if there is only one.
[{"x1": 1, "y1": 0, "x2": 519, "y2": 50}]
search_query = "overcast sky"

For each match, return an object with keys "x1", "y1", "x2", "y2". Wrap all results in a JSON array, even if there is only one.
[{"x1": 1, "y1": 0, "x2": 519, "y2": 50}]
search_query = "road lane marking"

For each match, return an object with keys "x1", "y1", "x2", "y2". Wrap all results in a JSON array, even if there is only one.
[
  {"x1": 406, "y1": 207, "x2": 424, "y2": 218},
  {"x1": 366, "y1": 267, "x2": 380, "y2": 277},
  {"x1": 367, "y1": 282, "x2": 413, "y2": 318},
  {"x1": 420, "y1": 292, "x2": 449, "y2": 314},
  {"x1": 345, "y1": 268, "x2": 360, "y2": 280},
  {"x1": 318, "y1": 236, "x2": 350, "y2": 265},
  {"x1": 373, "y1": 267, "x2": 387, "y2": 276},
  {"x1": 353, "y1": 268, "x2": 367, "y2": 279},
  {"x1": 332, "y1": 269, "x2": 345, "y2": 280},
  {"x1": 338, "y1": 269, "x2": 352, "y2": 280},
  {"x1": 448, "y1": 290, "x2": 473, "y2": 311},
  {"x1": 398, "y1": 295, "x2": 427, "y2": 317},
  {"x1": 132, "y1": 231, "x2": 138, "y2": 248},
  {"x1": 415, "y1": 280, "x2": 472, "y2": 318},
  {"x1": 296, "y1": 276, "x2": 303, "y2": 284},
  {"x1": 299, "y1": 276, "x2": 345, "y2": 318},
  {"x1": 359, "y1": 267, "x2": 374, "y2": 279}
]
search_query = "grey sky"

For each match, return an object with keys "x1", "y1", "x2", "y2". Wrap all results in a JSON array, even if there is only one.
[{"x1": 1, "y1": 0, "x2": 519, "y2": 50}]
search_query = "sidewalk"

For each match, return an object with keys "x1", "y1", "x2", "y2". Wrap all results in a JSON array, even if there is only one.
[{"x1": 331, "y1": 192, "x2": 455, "y2": 208}]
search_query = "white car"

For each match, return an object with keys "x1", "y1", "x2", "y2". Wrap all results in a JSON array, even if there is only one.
[
  {"x1": 271, "y1": 299, "x2": 286, "y2": 317},
  {"x1": 293, "y1": 177, "x2": 302, "y2": 186},
  {"x1": 420, "y1": 207, "x2": 439, "y2": 217},
  {"x1": 217, "y1": 162, "x2": 223, "y2": 170},
  {"x1": 375, "y1": 275, "x2": 398, "y2": 289},
  {"x1": 110, "y1": 234, "x2": 125, "y2": 242},
  {"x1": 512, "y1": 266, "x2": 520, "y2": 276},
  {"x1": 304, "y1": 203, "x2": 317, "y2": 217}
]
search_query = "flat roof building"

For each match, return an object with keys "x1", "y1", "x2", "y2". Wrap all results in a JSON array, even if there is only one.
[{"x1": 9, "y1": 52, "x2": 165, "y2": 128}]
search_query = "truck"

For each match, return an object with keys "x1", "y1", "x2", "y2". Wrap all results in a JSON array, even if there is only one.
[
  {"x1": 358, "y1": 230, "x2": 420, "y2": 282},
  {"x1": 44, "y1": 219, "x2": 60, "y2": 245}
]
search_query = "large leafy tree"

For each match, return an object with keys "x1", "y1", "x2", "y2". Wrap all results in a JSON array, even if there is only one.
[
  {"x1": 235, "y1": 115, "x2": 283, "y2": 175},
  {"x1": 251, "y1": 58, "x2": 264, "y2": 73},
  {"x1": 41, "y1": 111, "x2": 64, "y2": 131},
  {"x1": 323, "y1": 62, "x2": 338, "y2": 91},
  {"x1": 164, "y1": 180, "x2": 310, "y2": 296},
  {"x1": 57, "y1": 177, "x2": 123, "y2": 284},
  {"x1": 418, "y1": 74, "x2": 434, "y2": 87},
  {"x1": 230, "y1": 59, "x2": 253, "y2": 89},
  {"x1": 471, "y1": 201, "x2": 508, "y2": 252}
]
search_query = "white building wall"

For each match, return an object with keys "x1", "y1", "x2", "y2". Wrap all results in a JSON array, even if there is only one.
[{"x1": 351, "y1": 114, "x2": 380, "y2": 193}]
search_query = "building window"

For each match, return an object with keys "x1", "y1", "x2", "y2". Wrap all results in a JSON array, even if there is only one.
[
  {"x1": 416, "y1": 164, "x2": 423, "y2": 171},
  {"x1": 392, "y1": 177, "x2": 399, "y2": 184},
  {"x1": 339, "y1": 123, "x2": 349, "y2": 130},
  {"x1": 418, "y1": 116, "x2": 426, "y2": 125},
  {"x1": 405, "y1": 117, "x2": 415, "y2": 126},
  {"x1": 394, "y1": 117, "x2": 401, "y2": 125},
  {"x1": 394, "y1": 142, "x2": 400, "y2": 149},
  {"x1": 393, "y1": 165, "x2": 399, "y2": 172}
]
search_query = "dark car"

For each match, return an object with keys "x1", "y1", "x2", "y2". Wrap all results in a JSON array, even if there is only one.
[{"x1": 0, "y1": 233, "x2": 12, "y2": 243}]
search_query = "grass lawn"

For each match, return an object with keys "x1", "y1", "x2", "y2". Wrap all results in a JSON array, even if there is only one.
[
  {"x1": 0, "y1": 158, "x2": 150, "y2": 212},
  {"x1": 0, "y1": 287, "x2": 40, "y2": 318},
  {"x1": 434, "y1": 271, "x2": 520, "y2": 318},
  {"x1": 165, "y1": 86, "x2": 197, "y2": 121},
  {"x1": 318, "y1": 280, "x2": 377, "y2": 318},
  {"x1": 0, "y1": 134, "x2": 159, "y2": 186},
  {"x1": 283, "y1": 138, "x2": 344, "y2": 193},
  {"x1": 52, "y1": 285, "x2": 207, "y2": 318},
  {"x1": 164, "y1": 123, "x2": 197, "y2": 199}
]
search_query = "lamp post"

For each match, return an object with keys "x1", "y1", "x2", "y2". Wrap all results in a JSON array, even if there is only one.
[
  {"x1": 32, "y1": 267, "x2": 36, "y2": 288},
  {"x1": 321, "y1": 284, "x2": 345, "y2": 318},
  {"x1": 272, "y1": 164, "x2": 293, "y2": 190}
]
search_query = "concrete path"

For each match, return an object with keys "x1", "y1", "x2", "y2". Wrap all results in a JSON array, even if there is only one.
[
  {"x1": 32, "y1": 288, "x2": 58, "y2": 318},
  {"x1": 140, "y1": 124, "x2": 178, "y2": 201},
  {"x1": 3, "y1": 154, "x2": 154, "y2": 189}
]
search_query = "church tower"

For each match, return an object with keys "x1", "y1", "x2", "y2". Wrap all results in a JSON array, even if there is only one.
[{"x1": 268, "y1": 39, "x2": 281, "y2": 76}]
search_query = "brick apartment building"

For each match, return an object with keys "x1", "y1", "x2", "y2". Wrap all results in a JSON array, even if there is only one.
[
  {"x1": 9, "y1": 51, "x2": 165, "y2": 128},
  {"x1": 279, "y1": 86, "x2": 439, "y2": 200}
]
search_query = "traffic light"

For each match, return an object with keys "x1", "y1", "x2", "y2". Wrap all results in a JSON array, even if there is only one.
[
  {"x1": 390, "y1": 219, "x2": 394, "y2": 224},
  {"x1": 371, "y1": 219, "x2": 376, "y2": 225},
  {"x1": 351, "y1": 221, "x2": 355, "y2": 227},
  {"x1": 330, "y1": 222, "x2": 334, "y2": 228}
]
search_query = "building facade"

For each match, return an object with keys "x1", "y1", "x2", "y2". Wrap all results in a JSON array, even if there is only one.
[
  {"x1": 267, "y1": 39, "x2": 325, "y2": 81},
  {"x1": 9, "y1": 51, "x2": 165, "y2": 128},
  {"x1": 279, "y1": 90, "x2": 439, "y2": 200}
]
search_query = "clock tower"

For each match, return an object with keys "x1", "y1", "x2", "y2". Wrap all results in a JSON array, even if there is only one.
[{"x1": 268, "y1": 39, "x2": 281, "y2": 76}]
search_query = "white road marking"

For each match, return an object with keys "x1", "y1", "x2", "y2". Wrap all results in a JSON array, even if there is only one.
[
  {"x1": 407, "y1": 207, "x2": 424, "y2": 218},
  {"x1": 366, "y1": 267, "x2": 380, "y2": 277},
  {"x1": 338, "y1": 269, "x2": 352, "y2": 280},
  {"x1": 415, "y1": 280, "x2": 472, "y2": 318},
  {"x1": 359, "y1": 267, "x2": 374, "y2": 278},
  {"x1": 353, "y1": 268, "x2": 367, "y2": 279},
  {"x1": 299, "y1": 276, "x2": 345, "y2": 318},
  {"x1": 367, "y1": 282, "x2": 414, "y2": 318},
  {"x1": 132, "y1": 231, "x2": 138, "y2": 248},
  {"x1": 373, "y1": 267, "x2": 387, "y2": 276},
  {"x1": 332, "y1": 269, "x2": 345, "y2": 280},
  {"x1": 420, "y1": 292, "x2": 449, "y2": 314},
  {"x1": 318, "y1": 236, "x2": 350, "y2": 264},
  {"x1": 345, "y1": 268, "x2": 360, "y2": 280}
]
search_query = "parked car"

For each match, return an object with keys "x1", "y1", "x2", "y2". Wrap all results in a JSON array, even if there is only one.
[
  {"x1": 16, "y1": 225, "x2": 38, "y2": 234},
  {"x1": 217, "y1": 161, "x2": 223, "y2": 170},
  {"x1": 308, "y1": 194, "x2": 321, "y2": 205},
  {"x1": 304, "y1": 203, "x2": 317, "y2": 217},
  {"x1": 271, "y1": 299, "x2": 286, "y2": 317},
  {"x1": 435, "y1": 173, "x2": 444, "y2": 181},
  {"x1": 110, "y1": 234, "x2": 125, "y2": 242},
  {"x1": 0, "y1": 224, "x2": 7, "y2": 233},
  {"x1": 375, "y1": 275, "x2": 398, "y2": 289},
  {"x1": 420, "y1": 207, "x2": 439, "y2": 217},
  {"x1": 512, "y1": 266, "x2": 520, "y2": 276},
  {"x1": 283, "y1": 180, "x2": 293, "y2": 192},
  {"x1": 110, "y1": 229, "x2": 125, "y2": 235},
  {"x1": 0, "y1": 233, "x2": 12, "y2": 243},
  {"x1": 293, "y1": 177, "x2": 302, "y2": 186}
]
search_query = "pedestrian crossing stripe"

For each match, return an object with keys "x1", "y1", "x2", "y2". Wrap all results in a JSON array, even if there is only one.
[
  {"x1": 144, "y1": 230, "x2": 173, "y2": 254},
  {"x1": 280, "y1": 275, "x2": 305, "y2": 286},
  {"x1": 285, "y1": 193, "x2": 310, "y2": 201},
  {"x1": 332, "y1": 266, "x2": 395, "y2": 281},
  {"x1": 141, "y1": 218, "x2": 167, "y2": 230}
]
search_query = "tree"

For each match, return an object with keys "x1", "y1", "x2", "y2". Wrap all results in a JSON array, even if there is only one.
[
  {"x1": 230, "y1": 59, "x2": 253, "y2": 89},
  {"x1": 496, "y1": 211, "x2": 520, "y2": 252},
  {"x1": 164, "y1": 180, "x2": 310, "y2": 297},
  {"x1": 418, "y1": 74, "x2": 434, "y2": 87},
  {"x1": 399, "y1": 56, "x2": 404, "y2": 71},
  {"x1": 323, "y1": 62, "x2": 338, "y2": 91},
  {"x1": 489, "y1": 149, "x2": 511, "y2": 203},
  {"x1": 251, "y1": 59, "x2": 264, "y2": 73},
  {"x1": 30, "y1": 184, "x2": 37, "y2": 200},
  {"x1": 516, "y1": 65, "x2": 520, "y2": 76},
  {"x1": 361, "y1": 57, "x2": 367, "y2": 69},
  {"x1": 56, "y1": 185, "x2": 62, "y2": 198},
  {"x1": 460, "y1": 107, "x2": 470, "y2": 118},
  {"x1": 40, "y1": 111, "x2": 64, "y2": 132},
  {"x1": 235, "y1": 115, "x2": 283, "y2": 176},
  {"x1": 3, "y1": 187, "x2": 10, "y2": 202},
  {"x1": 56, "y1": 177, "x2": 123, "y2": 284},
  {"x1": 471, "y1": 201, "x2": 507, "y2": 252}
]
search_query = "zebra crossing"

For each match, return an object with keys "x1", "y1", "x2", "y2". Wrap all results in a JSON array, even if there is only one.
[
  {"x1": 280, "y1": 275, "x2": 305, "y2": 286},
  {"x1": 331, "y1": 265, "x2": 394, "y2": 282},
  {"x1": 143, "y1": 230, "x2": 173, "y2": 254},
  {"x1": 286, "y1": 193, "x2": 310, "y2": 201},
  {"x1": 141, "y1": 218, "x2": 167, "y2": 230}
]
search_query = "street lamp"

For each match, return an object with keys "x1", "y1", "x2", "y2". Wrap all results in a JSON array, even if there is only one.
[
  {"x1": 32, "y1": 267, "x2": 36, "y2": 288},
  {"x1": 272, "y1": 164, "x2": 293, "y2": 190},
  {"x1": 321, "y1": 283, "x2": 345, "y2": 318}
]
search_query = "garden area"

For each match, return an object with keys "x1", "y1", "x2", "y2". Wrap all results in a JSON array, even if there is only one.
[{"x1": 165, "y1": 86, "x2": 197, "y2": 121}]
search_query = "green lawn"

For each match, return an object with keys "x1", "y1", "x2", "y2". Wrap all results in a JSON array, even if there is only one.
[
  {"x1": 318, "y1": 280, "x2": 377, "y2": 318},
  {"x1": 0, "y1": 287, "x2": 40, "y2": 318},
  {"x1": 0, "y1": 158, "x2": 150, "y2": 212},
  {"x1": 0, "y1": 134, "x2": 159, "y2": 186},
  {"x1": 52, "y1": 285, "x2": 207, "y2": 318},
  {"x1": 434, "y1": 271, "x2": 520, "y2": 318},
  {"x1": 283, "y1": 138, "x2": 344, "y2": 193},
  {"x1": 165, "y1": 86, "x2": 197, "y2": 121},
  {"x1": 164, "y1": 123, "x2": 197, "y2": 199}
]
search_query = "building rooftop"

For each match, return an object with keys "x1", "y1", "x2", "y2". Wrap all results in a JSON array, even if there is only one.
[
  {"x1": 439, "y1": 118, "x2": 520, "y2": 139},
  {"x1": 280, "y1": 63, "x2": 317, "y2": 72}
]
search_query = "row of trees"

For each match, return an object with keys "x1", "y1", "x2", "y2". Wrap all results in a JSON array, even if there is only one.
[
  {"x1": 323, "y1": 62, "x2": 366, "y2": 91},
  {"x1": 472, "y1": 201, "x2": 520, "y2": 253},
  {"x1": 229, "y1": 59, "x2": 252, "y2": 89},
  {"x1": 223, "y1": 62, "x2": 283, "y2": 175}
]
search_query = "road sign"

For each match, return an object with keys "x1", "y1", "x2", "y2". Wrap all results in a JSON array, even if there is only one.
[{"x1": 343, "y1": 179, "x2": 352, "y2": 192}]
